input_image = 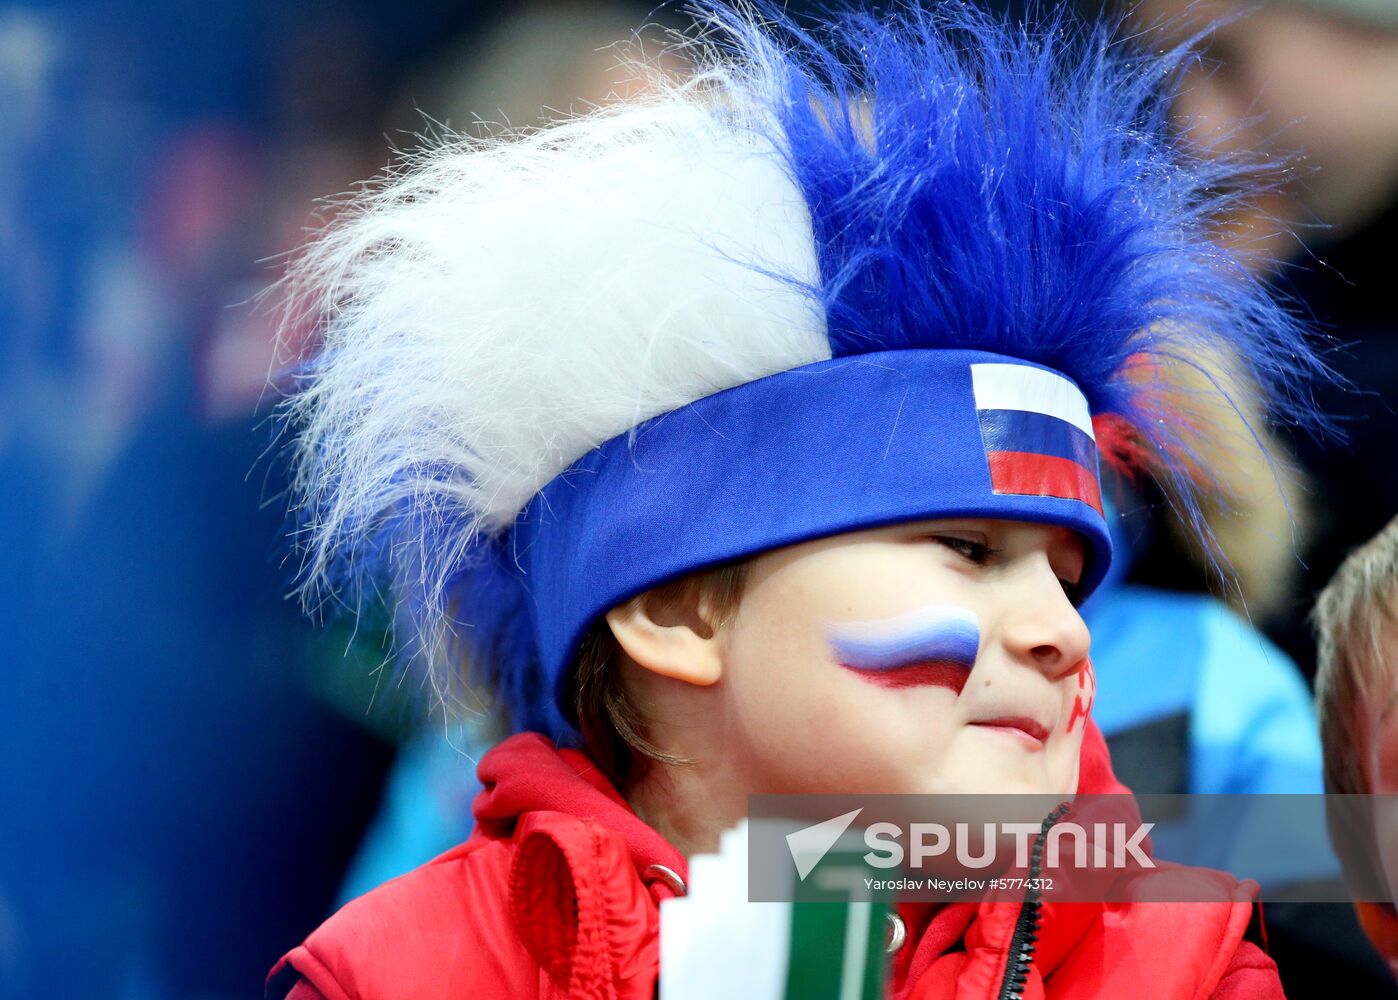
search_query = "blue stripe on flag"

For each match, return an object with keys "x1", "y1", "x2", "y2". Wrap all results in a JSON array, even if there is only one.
[{"x1": 977, "y1": 408, "x2": 1097, "y2": 470}]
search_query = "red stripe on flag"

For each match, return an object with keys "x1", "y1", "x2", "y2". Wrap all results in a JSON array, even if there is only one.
[{"x1": 986, "y1": 451, "x2": 1103, "y2": 516}]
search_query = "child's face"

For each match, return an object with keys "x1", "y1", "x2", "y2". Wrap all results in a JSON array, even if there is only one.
[{"x1": 714, "y1": 517, "x2": 1092, "y2": 797}]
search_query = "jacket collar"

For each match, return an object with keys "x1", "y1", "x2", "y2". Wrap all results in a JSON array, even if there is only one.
[
  {"x1": 474, "y1": 732, "x2": 689, "y2": 888},
  {"x1": 475, "y1": 721, "x2": 1134, "y2": 998}
]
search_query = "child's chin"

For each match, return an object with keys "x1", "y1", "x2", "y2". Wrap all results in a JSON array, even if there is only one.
[
  {"x1": 990, "y1": 773, "x2": 1067, "y2": 798},
  {"x1": 869, "y1": 766, "x2": 1059, "y2": 801},
  {"x1": 936, "y1": 762, "x2": 1066, "y2": 800}
]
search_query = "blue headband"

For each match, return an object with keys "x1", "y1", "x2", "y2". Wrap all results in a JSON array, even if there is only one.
[{"x1": 512, "y1": 348, "x2": 1112, "y2": 703}]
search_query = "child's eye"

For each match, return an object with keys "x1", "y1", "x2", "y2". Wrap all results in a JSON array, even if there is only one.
[
  {"x1": 1059, "y1": 578, "x2": 1086, "y2": 608},
  {"x1": 931, "y1": 535, "x2": 995, "y2": 564}
]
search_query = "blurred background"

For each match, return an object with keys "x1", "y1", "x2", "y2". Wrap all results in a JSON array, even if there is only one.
[{"x1": 4, "y1": 0, "x2": 1398, "y2": 997}]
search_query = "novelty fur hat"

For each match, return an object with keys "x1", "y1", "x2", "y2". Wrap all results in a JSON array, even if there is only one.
[{"x1": 279, "y1": 3, "x2": 1327, "y2": 736}]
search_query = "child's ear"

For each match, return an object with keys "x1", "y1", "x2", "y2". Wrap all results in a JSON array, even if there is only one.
[{"x1": 604, "y1": 584, "x2": 726, "y2": 686}]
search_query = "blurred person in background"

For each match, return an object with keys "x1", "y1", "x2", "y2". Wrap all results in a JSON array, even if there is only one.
[
  {"x1": 1098, "y1": 0, "x2": 1398, "y2": 994},
  {"x1": 1121, "y1": 0, "x2": 1398, "y2": 672},
  {"x1": 1314, "y1": 514, "x2": 1398, "y2": 981}
]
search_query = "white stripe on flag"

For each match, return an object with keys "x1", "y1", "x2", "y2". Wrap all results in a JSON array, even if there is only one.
[{"x1": 970, "y1": 363, "x2": 1095, "y2": 440}]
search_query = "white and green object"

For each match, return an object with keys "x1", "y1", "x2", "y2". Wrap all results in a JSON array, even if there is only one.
[{"x1": 660, "y1": 821, "x2": 888, "y2": 1000}]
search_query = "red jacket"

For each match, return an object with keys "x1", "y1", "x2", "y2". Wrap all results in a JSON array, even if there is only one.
[{"x1": 269, "y1": 722, "x2": 1282, "y2": 1000}]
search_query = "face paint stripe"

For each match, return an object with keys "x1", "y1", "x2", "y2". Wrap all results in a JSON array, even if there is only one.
[
  {"x1": 829, "y1": 623, "x2": 979, "y2": 670},
  {"x1": 1066, "y1": 658, "x2": 1096, "y2": 733},
  {"x1": 828, "y1": 606, "x2": 980, "y2": 692},
  {"x1": 853, "y1": 662, "x2": 972, "y2": 693}
]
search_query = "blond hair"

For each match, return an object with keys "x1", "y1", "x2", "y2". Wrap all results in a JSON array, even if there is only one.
[
  {"x1": 1315, "y1": 515, "x2": 1398, "y2": 794},
  {"x1": 1314, "y1": 515, "x2": 1398, "y2": 895}
]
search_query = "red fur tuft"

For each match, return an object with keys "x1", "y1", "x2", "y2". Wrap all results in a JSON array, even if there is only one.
[{"x1": 1092, "y1": 412, "x2": 1152, "y2": 483}]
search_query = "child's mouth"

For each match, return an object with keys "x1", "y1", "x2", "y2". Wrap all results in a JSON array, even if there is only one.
[{"x1": 968, "y1": 716, "x2": 1050, "y2": 747}]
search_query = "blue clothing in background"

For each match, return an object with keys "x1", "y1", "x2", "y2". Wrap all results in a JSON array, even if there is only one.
[
  {"x1": 1088, "y1": 584, "x2": 1324, "y2": 796},
  {"x1": 338, "y1": 724, "x2": 484, "y2": 905},
  {"x1": 1086, "y1": 583, "x2": 1334, "y2": 890}
]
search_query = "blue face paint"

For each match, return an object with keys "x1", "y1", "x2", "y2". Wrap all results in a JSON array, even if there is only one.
[{"x1": 827, "y1": 605, "x2": 980, "y2": 692}]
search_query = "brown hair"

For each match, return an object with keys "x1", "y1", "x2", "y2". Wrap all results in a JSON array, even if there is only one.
[{"x1": 564, "y1": 561, "x2": 749, "y2": 790}]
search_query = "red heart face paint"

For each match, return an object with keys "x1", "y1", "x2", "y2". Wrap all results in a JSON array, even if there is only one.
[
  {"x1": 827, "y1": 605, "x2": 980, "y2": 693},
  {"x1": 1065, "y1": 657, "x2": 1095, "y2": 733}
]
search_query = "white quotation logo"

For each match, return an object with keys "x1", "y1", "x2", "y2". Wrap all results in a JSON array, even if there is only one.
[{"x1": 786, "y1": 808, "x2": 863, "y2": 880}]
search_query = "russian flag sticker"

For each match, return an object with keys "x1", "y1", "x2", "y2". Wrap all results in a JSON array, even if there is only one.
[{"x1": 970, "y1": 363, "x2": 1103, "y2": 516}]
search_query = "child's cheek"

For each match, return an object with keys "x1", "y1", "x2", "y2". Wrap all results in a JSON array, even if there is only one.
[{"x1": 1064, "y1": 657, "x2": 1095, "y2": 736}]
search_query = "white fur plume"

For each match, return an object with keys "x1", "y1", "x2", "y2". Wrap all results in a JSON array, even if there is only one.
[{"x1": 278, "y1": 53, "x2": 828, "y2": 652}]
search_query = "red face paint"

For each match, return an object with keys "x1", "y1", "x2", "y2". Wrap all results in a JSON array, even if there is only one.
[
  {"x1": 844, "y1": 661, "x2": 971, "y2": 693},
  {"x1": 1065, "y1": 657, "x2": 1095, "y2": 734}
]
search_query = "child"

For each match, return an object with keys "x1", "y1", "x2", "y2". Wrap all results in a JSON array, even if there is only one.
[
  {"x1": 267, "y1": 5, "x2": 1325, "y2": 998},
  {"x1": 1314, "y1": 514, "x2": 1398, "y2": 977}
]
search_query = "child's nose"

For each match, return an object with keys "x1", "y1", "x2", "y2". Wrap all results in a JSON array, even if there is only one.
[{"x1": 1000, "y1": 564, "x2": 1091, "y2": 678}]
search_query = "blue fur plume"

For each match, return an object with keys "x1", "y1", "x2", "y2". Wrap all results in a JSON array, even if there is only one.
[{"x1": 717, "y1": 1, "x2": 1328, "y2": 470}]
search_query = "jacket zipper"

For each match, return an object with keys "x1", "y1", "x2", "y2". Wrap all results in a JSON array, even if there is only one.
[{"x1": 995, "y1": 803, "x2": 1071, "y2": 1000}]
